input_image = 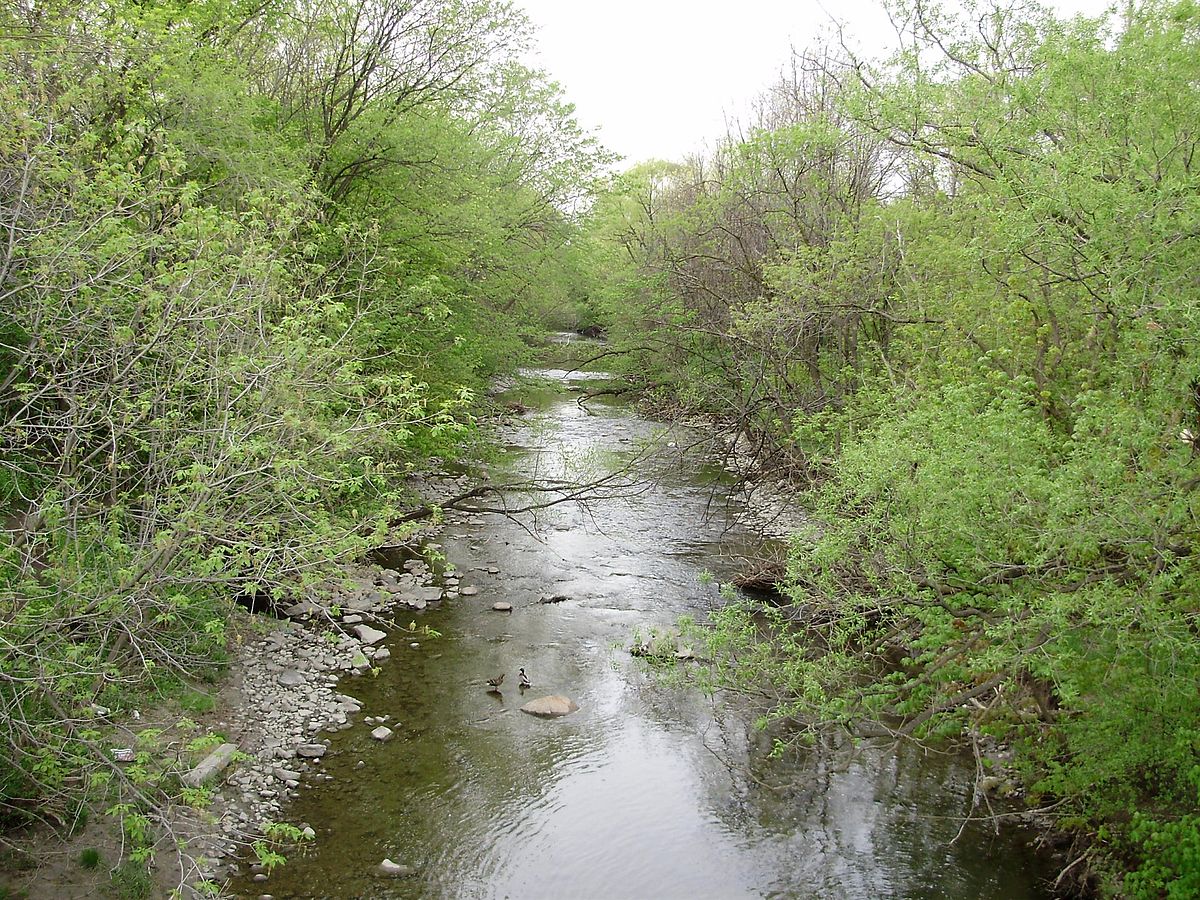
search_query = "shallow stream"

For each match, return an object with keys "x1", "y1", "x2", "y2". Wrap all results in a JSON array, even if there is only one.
[{"x1": 233, "y1": 365, "x2": 1056, "y2": 899}]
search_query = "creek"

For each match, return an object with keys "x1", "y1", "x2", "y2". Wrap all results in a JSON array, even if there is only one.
[{"x1": 231, "y1": 362, "x2": 1056, "y2": 899}]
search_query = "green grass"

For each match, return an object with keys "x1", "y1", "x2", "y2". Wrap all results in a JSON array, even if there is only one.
[
  {"x1": 176, "y1": 688, "x2": 217, "y2": 715},
  {"x1": 107, "y1": 860, "x2": 152, "y2": 900}
]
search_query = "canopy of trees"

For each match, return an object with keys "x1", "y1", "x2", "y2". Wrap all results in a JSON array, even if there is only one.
[
  {"x1": 0, "y1": 0, "x2": 604, "y2": 847},
  {"x1": 582, "y1": 1, "x2": 1200, "y2": 894}
]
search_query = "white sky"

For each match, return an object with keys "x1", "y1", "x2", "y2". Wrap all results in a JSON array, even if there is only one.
[{"x1": 516, "y1": 0, "x2": 1121, "y2": 166}]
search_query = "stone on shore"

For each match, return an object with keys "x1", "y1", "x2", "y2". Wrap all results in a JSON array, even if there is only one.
[
  {"x1": 276, "y1": 669, "x2": 305, "y2": 688},
  {"x1": 182, "y1": 743, "x2": 239, "y2": 787},
  {"x1": 492, "y1": 602, "x2": 512, "y2": 612},
  {"x1": 296, "y1": 743, "x2": 327, "y2": 758},
  {"x1": 520, "y1": 695, "x2": 579, "y2": 718},
  {"x1": 353, "y1": 624, "x2": 387, "y2": 645},
  {"x1": 370, "y1": 726, "x2": 394, "y2": 742},
  {"x1": 282, "y1": 600, "x2": 315, "y2": 618},
  {"x1": 460, "y1": 586, "x2": 479, "y2": 596}
]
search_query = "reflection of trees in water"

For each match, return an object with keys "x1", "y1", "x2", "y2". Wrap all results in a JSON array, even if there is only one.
[{"x1": 678, "y1": 704, "x2": 1048, "y2": 898}]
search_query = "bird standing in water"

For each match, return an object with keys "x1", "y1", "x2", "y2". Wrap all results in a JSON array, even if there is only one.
[
  {"x1": 518, "y1": 668, "x2": 531, "y2": 690},
  {"x1": 486, "y1": 673, "x2": 505, "y2": 692}
]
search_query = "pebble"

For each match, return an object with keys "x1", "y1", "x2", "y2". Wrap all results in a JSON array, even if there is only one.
[
  {"x1": 371, "y1": 726, "x2": 394, "y2": 742},
  {"x1": 492, "y1": 602, "x2": 513, "y2": 612}
]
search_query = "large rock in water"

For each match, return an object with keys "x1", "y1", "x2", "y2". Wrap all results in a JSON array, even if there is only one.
[
  {"x1": 375, "y1": 858, "x2": 416, "y2": 878},
  {"x1": 353, "y1": 624, "x2": 387, "y2": 645},
  {"x1": 520, "y1": 695, "x2": 579, "y2": 718}
]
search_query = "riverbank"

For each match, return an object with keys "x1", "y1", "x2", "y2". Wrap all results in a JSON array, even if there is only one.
[
  {"x1": 226, "y1": 362, "x2": 1059, "y2": 898},
  {"x1": 0, "y1": 467, "x2": 485, "y2": 899},
  {"x1": 2, "y1": 359, "x2": 1062, "y2": 900}
]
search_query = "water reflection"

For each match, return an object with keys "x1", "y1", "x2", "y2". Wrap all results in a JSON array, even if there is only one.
[{"x1": 235, "y1": 369, "x2": 1054, "y2": 899}]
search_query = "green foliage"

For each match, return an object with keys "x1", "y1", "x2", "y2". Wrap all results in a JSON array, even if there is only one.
[
  {"x1": 1126, "y1": 806, "x2": 1200, "y2": 899},
  {"x1": 106, "y1": 860, "x2": 152, "y2": 900},
  {"x1": 78, "y1": 848, "x2": 101, "y2": 870},
  {"x1": 250, "y1": 821, "x2": 311, "y2": 874},
  {"x1": 0, "y1": 0, "x2": 605, "y2": 874},
  {"x1": 589, "y1": 0, "x2": 1200, "y2": 888}
]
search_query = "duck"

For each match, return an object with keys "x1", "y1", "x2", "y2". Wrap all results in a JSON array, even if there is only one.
[
  {"x1": 486, "y1": 673, "x2": 505, "y2": 692},
  {"x1": 518, "y1": 667, "x2": 531, "y2": 690}
]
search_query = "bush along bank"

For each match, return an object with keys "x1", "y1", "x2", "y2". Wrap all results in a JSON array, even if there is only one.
[
  {"x1": 0, "y1": 0, "x2": 605, "y2": 893},
  {"x1": 579, "y1": 3, "x2": 1200, "y2": 894}
]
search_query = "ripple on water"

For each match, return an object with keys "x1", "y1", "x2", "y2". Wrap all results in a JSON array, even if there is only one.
[{"x1": 233, "y1": 370, "x2": 1059, "y2": 900}]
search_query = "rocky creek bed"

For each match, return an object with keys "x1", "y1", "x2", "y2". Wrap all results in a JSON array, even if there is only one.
[
  {"x1": 177, "y1": 463, "x2": 599, "y2": 897},
  {"x1": 184, "y1": 507, "x2": 465, "y2": 893}
]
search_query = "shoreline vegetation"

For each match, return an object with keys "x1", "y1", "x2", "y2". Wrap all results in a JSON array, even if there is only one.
[{"x1": 3, "y1": 0, "x2": 1198, "y2": 897}]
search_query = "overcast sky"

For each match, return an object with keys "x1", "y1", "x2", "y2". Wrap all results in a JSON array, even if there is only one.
[{"x1": 515, "y1": 0, "x2": 1121, "y2": 166}]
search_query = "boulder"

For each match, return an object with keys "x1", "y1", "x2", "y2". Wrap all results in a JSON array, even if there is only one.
[
  {"x1": 276, "y1": 669, "x2": 305, "y2": 688},
  {"x1": 343, "y1": 594, "x2": 375, "y2": 612},
  {"x1": 282, "y1": 600, "x2": 315, "y2": 618},
  {"x1": 520, "y1": 695, "x2": 579, "y2": 718},
  {"x1": 370, "y1": 726, "x2": 394, "y2": 742}
]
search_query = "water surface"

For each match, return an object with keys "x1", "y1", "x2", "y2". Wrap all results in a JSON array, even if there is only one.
[{"x1": 235, "y1": 367, "x2": 1055, "y2": 899}]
